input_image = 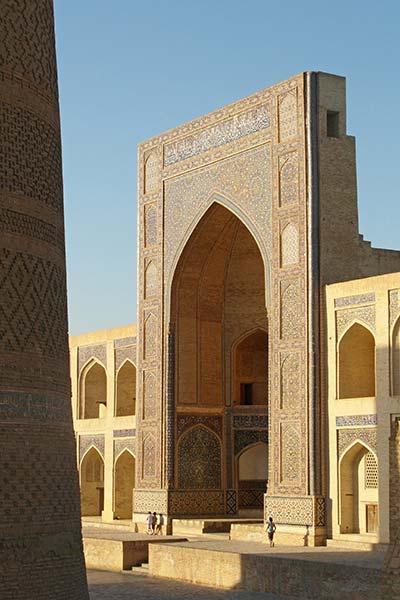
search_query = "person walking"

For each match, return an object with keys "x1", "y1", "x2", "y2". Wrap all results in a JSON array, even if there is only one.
[
  {"x1": 151, "y1": 511, "x2": 157, "y2": 535},
  {"x1": 155, "y1": 513, "x2": 164, "y2": 535},
  {"x1": 266, "y1": 516, "x2": 276, "y2": 547},
  {"x1": 146, "y1": 511, "x2": 153, "y2": 535}
]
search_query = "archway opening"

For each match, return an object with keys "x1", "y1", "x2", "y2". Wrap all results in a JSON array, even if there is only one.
[
  {"x1": 115, "y1": 361, "x2": 136, "y2": 416},
  {"x1": 237, "y1": 442, "x2": 268, "y2": 511},
  {"x1": 392, "y1": 317, "x2": 400, "y2": 395},
  {"x1": 80, "y1": 361, "x2": 107, "y2": 419},
  {"x1": 80, "y1": 447, "x2": 104, "y2": 516},
  {"x1": 338, "y1": 323, "x2": 375, "y2": 399},
  {"x1": 170, "y1": 203, "x2": 268, "y2": 507},
  {"x1": 340, "y1": 442, "x2": 379, "y2": 534},
  {"x1": 233, "y1": 329, "x2": 268, "y2": 406},
  {"x1": 171, "y1": 202, "x2": 267, "y2": 409},
  {"x1": 114, "y1": 450, "x2": 135, "y2": 519}
]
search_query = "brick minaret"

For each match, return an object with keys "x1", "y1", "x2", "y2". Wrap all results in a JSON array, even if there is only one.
[{"x1": 0, "y1": 2, "x2": 88, "y2": 597}]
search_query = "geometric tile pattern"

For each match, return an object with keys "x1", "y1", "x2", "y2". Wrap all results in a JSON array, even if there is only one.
[
  {"x1": 281, "y1": 353, "x2": 300, "y2": 410},
  {"x1": 79, "y1": 435, "x2": 105, "y2": 461},
  {"x1": 334, "y1": 292, "x2": 375, "y2": 308},
  {"x1": 336, "y1": 305, "x2": 376, "y2": 339},
  {"x1": 279, "y1": 151, "x2": 299, "y2": 206},
  {"x1": 177, "y1": 425, "x2": 221, "y2": 489},
  {"x1": 233, "y1": 415, "x2": 268, "y2": 429},
  {"x1": 338, "y1": 427, "x2": 377, "y2": 458},
  {"x1": 336, "y1": 414, "x2": 377, "y2": 427},
  {"x1": 278, "y1": 89, "x2": 297, "y2": 141},
  {"x1": 281, "y1": 222, "x2": 299, "y2": 266},
  {"x1": 164, "y1": 103, "x2": 270, "y2": 167},
  {"x1": 234, "y1": 430, "x2": 268, "y2": 455},
  {"x1": 78, "y1": 344, "x2": 107, "y2": 371},
  {"x1": 0, "y1": 391, "x2": 71, "y2": 422},
  {"x1": 169, "y1": 490, "x2": 225, "y2": 515},
  {"x1": 176, "y1": 414, "x2": 223, "y2": 437},
  {"x1": 265, "y1": 495, "x2": 313, "y2": 526}
]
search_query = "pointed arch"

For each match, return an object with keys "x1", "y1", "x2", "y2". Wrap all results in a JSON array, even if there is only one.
[
  {"x1": 392, "y1": 315, "x2": 400, "y2": 395},
  {"x1": 339, "y1": 440, "x2": 379, "y2": 534},
  {"x1": 115, "y1": 359, "x2": 136, "y2": 416},
  {"x1": 80, "y1": 446, "x2": 104, "y2": 516},
  {"x1": 166, "y1": 194, "x2": 271, "y2": 315},
  {"x1": 114, "y1": 449, "x2": 135, "y2": 519},
  {"x1": 232, "y1": 328, "x2": 268, "y2": 406},
  {"x1": 79, "y1": 358, "x2": 107, "y2": 419},
  {"x1": 338, "y1": 322, "x2": 375, "y2": 399},
  {"x1": 177, "y1": 425, "x2": 221, "y2": 489},
  {"x1": 236, "y1": 442, "x2": 268, "y2": 510}
]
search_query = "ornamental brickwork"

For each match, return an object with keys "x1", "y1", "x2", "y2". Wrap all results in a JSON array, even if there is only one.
[{"x1": 0, "y1": 1, "x2": 88, "y2": 597}]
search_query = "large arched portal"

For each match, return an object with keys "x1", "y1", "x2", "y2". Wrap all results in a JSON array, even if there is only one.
[{"x1": 170, "y1": 203, "x2": 268, "y2": 512}]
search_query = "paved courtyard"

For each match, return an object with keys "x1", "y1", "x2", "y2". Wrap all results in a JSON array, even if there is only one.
[{"x1": 88, "y1": 570, "x2": 286, "y2": 600}]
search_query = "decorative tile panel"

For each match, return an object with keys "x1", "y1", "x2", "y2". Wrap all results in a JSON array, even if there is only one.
[
  {"x1": 278, "y1": 89, "x2": 298, "y2": 141},
  {"x1": 390, "y1": 289, "x2": 400, "y2": 328},
  {"x1": 338, "y1": 427, "x2": 377, "y2": 458},
  {"x1": 169, "y1": 490, "x2": 224, "y2": 515},
  {"x1": 234, "y1": 430, "x2": 268, "y2": 455},
  {"x1": 177, "y1": 414, "x2": 223, "y2": 437},
  {"x1": 281, "y1": 353, "x2": 300, "y2": 410},
  {"x1": 334, "y1": 293, "x2": 375, "y2": 308},
  {"x1": 78, "y1": 344, "x2": 106, "y2": 370},
  {"x1": 279, "y1": 151, "x2": 299, "y2": 206},
  {"x1": 142, "y1": 434, "x2": 156, "y2": 479},
  {"x1": 336, "y1": 305, "x2": 376, "y2": 339},
  {"x1": 144, "y1": 204, "x2": 157, "y2": 247},
  {"x1": 114, "y1": 337, "x2": 136, "y2": 348},
  {"x1": 114, "y1": 439, "x2": 136, "y2": 462},
  {"x1": 281, "y1": 222, "x2": 299, "y2": 267},
  {"x1": 113, "y1": 429, "x2": 136, "y2": 438},
  {"x1": 144, "y1": 260, "x2": 158, "y2": 299},
  {"x1": 143, "y1": 313, "x2": 157, "y2": 359},
  {"x1": 164, "y1": 144, "x2": 272, "y2": 282},
  {"x1": 177, "y1": 426, "x2": 221, "y2": 489},
  {"x1": 233, "y1": 415, "x2": 268, "y2": 429},
  {"x1": 115, "y1": 345, "x2": 136, "y2": 371},
  {"x1": 280, "y1": 423, "x2": 301, "y2": 482},
  {"x1": 164, "y1": 103, "x2": 270, "y2": 166},
  {"x1": 79, "y1": 435, "x2": 105, "y2": 461},
  {"x1": 281, "y1": 280, "x2": 301, "y2": 339},
  {"x1": 144, "y1": 151, "x2": 159, "y2": 194},
  {"x1": 336, "y1": 414, "x2": 377, "y2": 427},
  {"x1": 143, "y1": 371, "x2": 157, "y2": 420},
  {"x1": 133, "y1": 489, "x2": 168, "y2": 514},
  {"x1": 265, "y1": 496, "x2": 313, "y2": 525}
]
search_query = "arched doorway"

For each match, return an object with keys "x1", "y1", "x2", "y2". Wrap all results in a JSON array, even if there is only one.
[
  {"x1": 170, "y1": 202, "x2": 268, "y2": 511},
  {"x1": 115, "y1": 360, "x2": 136, "y2": 416},
  {"x1": 339, "y1": 442, "x2": 379, "y2": 534},
  {"x1": 80, "y1": 447, "x2": 104, "y2": 516},
  {"x1": 80, "y1": 360, "x2": 107, "y2": 419},
  {"x1": 338, "y1": 323, "x2": 375, "y2": 398},
  {"x1": 237, "y1": 442, "x2": 268, "y2": 511},
  {"x1": 233, "y1": 329, "x2": 268, "y2": 406},
  {"x1": 114, "y1": 450, "x2": 135, "y2": 519}
]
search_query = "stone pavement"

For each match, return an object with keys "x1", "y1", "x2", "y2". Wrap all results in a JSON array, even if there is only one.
[{"x1": 87, "y1": 570, "x2": 287, "y2": 599}]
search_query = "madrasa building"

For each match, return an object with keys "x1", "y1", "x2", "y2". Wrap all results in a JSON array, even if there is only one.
[{"x1": 70, "y1": 71, "x2": 400, "y2": 547}]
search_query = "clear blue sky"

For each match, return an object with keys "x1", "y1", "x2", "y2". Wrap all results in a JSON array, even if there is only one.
[{"x1": 54, "y1": 0, "x2": 400, "y2": 336}]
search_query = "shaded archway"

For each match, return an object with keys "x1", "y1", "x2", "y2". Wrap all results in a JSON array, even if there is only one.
[
  {"x1": 170, "y1": 202, "x2": 267, "y2": 408},
  {"x1": 80, "y1": 447, "x2": 104, "y2": 516},
  {"x1": 80, "y1": 360, "x2": 107, "y2": 419},
  {"x1": 115, "y1": 360, "x2": 136, "y2": 416},
  {"x1": 338, "y1": 323, "x2": 375, "y2": 399},
  {"x1": 237, "y1": 442, "x2": 268, "y2": 511},
  {"x1": 339, "y1": 442, "x2": 379, "y2": 534},
  {"x1": 233, "y1": 329, "x2": 268, "y2": 405},
  {"x1": 392, "y1": 317, "x2": 400, "y2": 396},
  {"x1": 114, "y1": 450, "x2": 135, "y2": 519}
]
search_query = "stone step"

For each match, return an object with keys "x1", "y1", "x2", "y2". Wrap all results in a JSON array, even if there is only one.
[
  {"x1": 326, "y1": 536, "x2": 387, "y2": 552},
  {"x1": 130, "y1": 564, "x2": 150, "y2": 576},
  {"x1": 230, "y1": 523, "x2": 265, "y2": 543},
  {"x1": 172, "y1": 518, "x2": 262, "y2": 536}
]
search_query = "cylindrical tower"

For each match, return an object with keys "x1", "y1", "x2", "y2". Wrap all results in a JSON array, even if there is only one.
[{"x1": 0, "y1": 2, "x2": 89, "y2": 598}]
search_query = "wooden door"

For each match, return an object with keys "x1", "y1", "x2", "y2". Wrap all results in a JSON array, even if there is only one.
[{"x1": 366, "y1": 504, "x2": 378, "y2": 533}]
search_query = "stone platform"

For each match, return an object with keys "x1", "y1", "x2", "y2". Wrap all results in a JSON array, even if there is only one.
[
  {"x1": 83, "y1": 527, "x2": 187, "y2": 572},
  {"x1": 148, "y1": 539, "x2": 386, "y2": 599},
  {"x1": 172, "y1": 517, "x2": 262, "y2": 536}
]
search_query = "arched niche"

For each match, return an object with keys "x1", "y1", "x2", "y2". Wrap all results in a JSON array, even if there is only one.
[
  {"x1": 339, "y1": 442, "x2": 379, "y2": 534},
  {"x1": 170, "y1": 202, "x2": 268, "y2": 409},
  {"x1": 392, "y1": 317, "x2": 400, "y2": 395},
  {"x1": 115, "y1": 360, "x2": 136, "y2": 417},
  {"x1": 114, "y1": 450, "x2": 135, "y2": 519},
  {"x1": 237, "y1": 442, "x2": 268, "y2": 511},
  {"x1": 177, "y1": 426, "x2": 221, "y2": 489},
  {"x1": 233, "y1": 329, "x2": 268, "y2": 406},
  {"x1": 79, "y1": 360, "x2": 107, "y2": 419},
  {"x1": 80, "y1": 447, "x2": 104, "y2": 516},
  {"x1": 338, "y1": 323, "x2": 375, "y2": 399}
]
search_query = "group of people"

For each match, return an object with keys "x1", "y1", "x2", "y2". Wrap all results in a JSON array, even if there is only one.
[{"x1": 146, "y1": 511, "x2": 164, "y2": 535}]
